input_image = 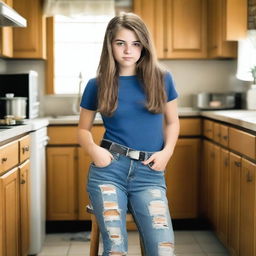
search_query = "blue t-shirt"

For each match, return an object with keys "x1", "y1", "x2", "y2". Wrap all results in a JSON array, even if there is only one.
[{"x1": 80, "y1": 73, "x2": 178, "y2": 151}]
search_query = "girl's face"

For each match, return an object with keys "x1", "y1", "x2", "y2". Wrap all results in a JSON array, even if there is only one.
[{"x1": 112, "y1": 28, "x2": 143, "y2": 76}]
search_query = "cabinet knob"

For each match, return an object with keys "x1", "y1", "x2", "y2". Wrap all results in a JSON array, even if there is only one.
[
  {"x1": 1, "y1": 157, "x2": 7, "y2": 163},
  {"x1": 22, "y1": 146, "x2": 30, "y2": 154},
  {"x1": 224, "y1": 158, "x2": 229, "y2": 167},
  {"x1": 222, "y1": 135, "x2": 228, "y2": 140},
  {"x1": 247, "y1": 171, "x2": 253, "y2": 182},
  {"x1": 234, "y1": 161, "x2": 241, "y2": 167},
  {"x1": 21, "y1": 179, "x2": 26, "y2": 184},
  {"x1": 164, "y1": 48, "x2": 168, "y2": 52}
]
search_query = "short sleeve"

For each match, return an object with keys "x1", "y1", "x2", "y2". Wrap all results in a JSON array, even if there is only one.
[
  {"x1": 80, "y1": 78, "x2": 98, "y2": 110},
  {"x1": 164, "y1": 72, "x2": 178, "y2": 102}
]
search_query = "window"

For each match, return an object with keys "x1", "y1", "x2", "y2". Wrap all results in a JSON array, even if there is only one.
[{"x1": 54, "y1": 14, "x2": 113, "y2": 94}]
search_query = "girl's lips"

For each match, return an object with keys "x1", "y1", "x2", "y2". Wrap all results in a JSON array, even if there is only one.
[{"x1": 122, "y1": 57, "x2": 133, "y2": 61}]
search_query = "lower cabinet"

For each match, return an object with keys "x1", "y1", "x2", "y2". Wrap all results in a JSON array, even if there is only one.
[
  {"x1": 165, "y1": 138, "x2": 200, "y2": 219},
  {"x1": 46, "y1": 147, "x2": 78, "y2": 220},
  {"x1": 239, "y1": 159, "x2": 256, "y2": 256},
  {"x1": 46, "y1": 125, "x2": 105, "y2": 220},
  {"x1": 0, "y1": 135, "x2": 31, "y2": 256},
  {"x1": 0, "y1": 167, "x2": 20, "y2": 256},
  {"x1": 228, "y1": 152, "x2": 241, "y2": 256}
]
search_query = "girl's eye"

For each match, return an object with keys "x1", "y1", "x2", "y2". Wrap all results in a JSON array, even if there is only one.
[
  {"x1": 116, "y1": 41, "x2": 124, "y2": 46},
  {"x1": 133, "y1": 42, "x2": 141, "y2": 47}
]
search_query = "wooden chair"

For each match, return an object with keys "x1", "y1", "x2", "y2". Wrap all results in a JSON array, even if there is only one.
[{"x1": 86, "y1": 205, "x2": 145, "y2": 256}]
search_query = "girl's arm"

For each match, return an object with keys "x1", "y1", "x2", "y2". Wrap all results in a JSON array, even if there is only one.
[
  {"x1": 142, "y1": 99, "x2": 180, "y2": 171},
  {"x1": 78, "y1": 108, "x2": 113, "y2": 167}
]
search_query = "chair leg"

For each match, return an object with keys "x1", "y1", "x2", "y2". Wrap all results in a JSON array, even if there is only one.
[{"x1": 90, "y1": 214, "x2": 100, "y2": 256}]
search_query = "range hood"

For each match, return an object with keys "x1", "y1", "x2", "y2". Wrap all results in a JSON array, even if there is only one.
[{"x1": 0, "y1": 1, "x2": 26, "y2": 27}]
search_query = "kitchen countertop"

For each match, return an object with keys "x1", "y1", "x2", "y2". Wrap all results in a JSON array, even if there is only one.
[
  {"x1": 47, "y1": 107, "x2": 201, "y2": 125},
  {"x1": 201, "y1": 110, "x2": 256, "y2": 132},
  {"x1": 0, "y1": 118, "x2": 49, "y2": 143},
  {"x1": 1, "y1": 109, "x2": 256, "y2": 143}
]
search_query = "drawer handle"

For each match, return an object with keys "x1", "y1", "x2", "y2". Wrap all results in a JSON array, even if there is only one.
[
  {"x1": 222, "y1": 135, "x2": 228, "y2": 140},
  {"x1": 247, "y1": 172, "x2": 253, "y2": 182},
  {"x1": 22, "y1": 146, "x2": 30, "y2": 154},
  {"x1": 234, "y1": 161, "x2": 241, "y2": 167},
  {"x1": 1, "y1": 157, "x2": 7, "y2": 163},
  {"x1": 21, "y1": 179, "x2": 26, "y2": 184},
  {"x1": 224, "y1": 158, "x2": 229, "y2": 167}
]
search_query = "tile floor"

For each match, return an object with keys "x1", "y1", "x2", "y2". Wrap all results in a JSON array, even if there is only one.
[{"x1": 38, "y1": 230, "x2": 230, "y2": 256}]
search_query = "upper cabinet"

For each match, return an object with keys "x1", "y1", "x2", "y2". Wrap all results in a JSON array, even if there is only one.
[
  {"x1": 0, "y1": 0, "x2": 13, "y2": 57},
  {"x1": 133, "y1": 0, "x2": 247, "y2": 59},
  {"x1": 207, "y1": 0, "x2": 247, "y2": 58},
  {"x1": 12, "y1": 0, "x2": 46, "y2": 59},
  {"x1": 134, "y1": 0, "x2": 207, "y2": 59},
  {"x1": 165, "y1": 0, "x2": 207, "y2": 59}
]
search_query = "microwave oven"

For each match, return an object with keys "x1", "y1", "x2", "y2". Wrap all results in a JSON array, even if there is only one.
[{"x1": 0, "y1": 71, "x2": 40, "y2": 119}]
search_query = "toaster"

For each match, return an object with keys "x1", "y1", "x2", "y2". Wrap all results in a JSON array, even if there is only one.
[{"x1": 193, "y1": 92, "x2": 242, "y2": 110}]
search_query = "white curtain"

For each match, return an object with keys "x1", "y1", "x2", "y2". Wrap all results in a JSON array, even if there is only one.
[
  {"x1": 43, "y1": 0, "x2": 115, "y2": 17},
  {"x1": 236, "y1": 30, "x2": 256, "y2": 81}
]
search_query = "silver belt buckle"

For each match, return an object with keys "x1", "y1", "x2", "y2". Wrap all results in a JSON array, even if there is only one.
[{"x1": 128, "y1": 150, "x2": 140, "y2": 160}]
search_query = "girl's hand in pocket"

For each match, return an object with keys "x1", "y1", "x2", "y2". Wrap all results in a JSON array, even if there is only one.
[{"x1": 90, "y1": 144, "x2": 113, "y2": 167}]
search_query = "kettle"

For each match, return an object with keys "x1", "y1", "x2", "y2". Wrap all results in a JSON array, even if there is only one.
[{"x1": 0, "y1": 93, "x2": 27, "y2": 120}]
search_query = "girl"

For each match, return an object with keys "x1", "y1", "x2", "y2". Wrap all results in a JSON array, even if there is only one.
[{"x1": 78, "y1": 12, "x2": 179, "y2": 256}]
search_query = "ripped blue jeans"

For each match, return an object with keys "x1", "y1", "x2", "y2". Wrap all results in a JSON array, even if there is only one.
[{"x1": 87, "y1": 150, "x2": 175, "y2": 256}]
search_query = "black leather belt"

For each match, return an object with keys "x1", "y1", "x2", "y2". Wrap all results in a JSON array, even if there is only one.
[{"x1": 100, "y1": 140, "x2": 148, "y2": 161}]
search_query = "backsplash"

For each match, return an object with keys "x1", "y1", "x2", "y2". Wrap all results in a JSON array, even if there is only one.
[{"x1": 1, "y1": 58, "x2": 247, "y2": 117}]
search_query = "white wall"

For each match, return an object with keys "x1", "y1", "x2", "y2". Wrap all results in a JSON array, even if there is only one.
[
  {"x1": 160, "y1": 59, "x2": 245, "y2": 107},
  {"x1": 2, "y1": 58, "x2": 247, "y2": 116}
]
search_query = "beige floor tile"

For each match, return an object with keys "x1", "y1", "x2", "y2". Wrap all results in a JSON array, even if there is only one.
[
  {"x1": 175, "y1": 231, "x2": 198, "y2": 244},
  {"x1": 175, "y1": 243, "x2": 204, "y2": 254},
  {"x1": 199, "y1": 242, "x2": 229, "y2": 254},
  {"x1": 39, "y1": 244, "x2": 69, "y2": 255},
  {"x1": 68, "y1": 243, "x2": 90, "y2": 254}
]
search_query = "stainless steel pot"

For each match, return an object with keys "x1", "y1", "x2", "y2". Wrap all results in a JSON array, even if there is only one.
[{"x1": 0, "y1": 93, "x2": 27, "y2": 120}]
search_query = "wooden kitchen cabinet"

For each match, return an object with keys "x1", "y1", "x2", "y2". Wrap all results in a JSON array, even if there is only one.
[
  {"x1": 19, "y1": 160, "x2": 30, "y2": 256},
  {"x1": 165, "y1": 138, "x2": 200, "y2": 218},
  {"x1": 239, "y1": 158, "x2": 256, "y2": 256},
  {"x1": 0, "y1": 0, "x2": 13, "y2": 57},
  {"x1": 133, "y1": 0, "x2": 207, "y2": 59},
  {"x1": 0, "y1": 167, "x2": 20, "y2": 256},
  {"x1": 46, "y1": 125, "x2": 105, "y2": 221},
  {"x1": 12, "y1": 0, "x2": 46, "y2": 59},
  {"x1": 228, "y1": 152, "x2": 241, "y2": 256},
  {"x1": 46, "y1": 147, "x2": 78, "y2": 220},
  {"x1": 207, "y1": 0, "x2": 238, "y2": 58},
  {"x1": 0, "y1": 134, "x2": 31, "y2": 256},
  {"x1": 207, "y1": 142, "x2": 220, "y2": 230},
  {"x1": 217, "y1": 148, "x2": 229, "y2": 246}
]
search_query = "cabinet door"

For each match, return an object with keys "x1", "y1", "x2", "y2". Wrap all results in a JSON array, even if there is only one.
[
  {"x1": 207, "y1": 143, "x2": 220, "y2": 230},
  {"x1": 240, "y1": 158, "x2": 256, "y2": 256},
  {"x1": 0, "y1": 167, "x2": 20, "y2": 256},
  {"x1": 133, "y1": 0, "x2": 164, "y2": 58},
  {"x1": 13, "y1": 0, "x2": 46, "y2": 59},
  {"x1": 199, "y1": 140, "x2": 210, "y2": 218},
  {"x1": 207, "y1": 0, "x2": 237, "y2": 58},
  {"x1": 228, "y1": 152, "x2": 241, "y2": 256},
  {"x1": 165, "y1": 138, "x2": 200, "y2": 218},
  {"x1": 0, "y1": 0, "x2": 13, "y2": 57},
  {"x1": 217, "y1": 148, "x2": 229, "y2": 246},
  {"x1": 47, "y1": 147, "x2": 78, "y2": 220},
  {"x1": 78, "y1": 126, "x2": 105, "y2": 220},
  {"x1": 19, "y1": 160, "x2": 30, "y2": 256},
  {"x1": 165, "y1": 0, "x2": 207, "y2": 58},
  {"x1": 78, "y1": 148, "x2": 91, "y2": 220}
]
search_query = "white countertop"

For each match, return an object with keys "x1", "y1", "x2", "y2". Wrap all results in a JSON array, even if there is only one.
[
  {"x1": 201, "y1": 110, "x2": 256, "y2": 132},
  {"x1": 0, "y1": 118, "x2": 49, "y2": 143}
]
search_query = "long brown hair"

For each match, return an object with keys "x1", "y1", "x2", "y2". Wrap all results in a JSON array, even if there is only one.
[{"x1": 97, "y1": 12, "x2": 167, "y2": 116}]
